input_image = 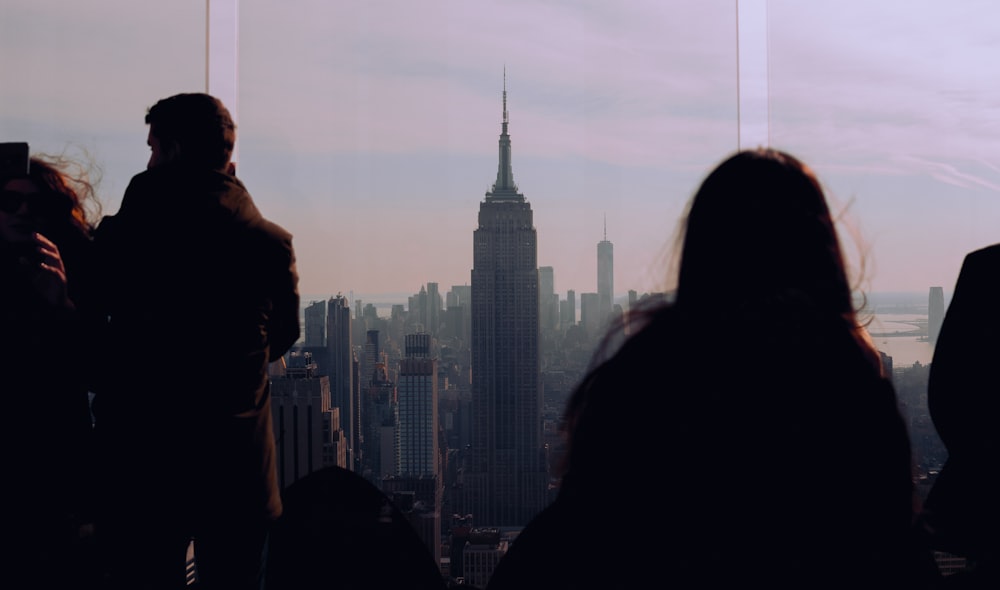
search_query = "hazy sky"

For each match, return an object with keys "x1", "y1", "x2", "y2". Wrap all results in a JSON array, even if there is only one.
[{"x1": 3, "y1": 1, "x2": 1000, "y2": 304}]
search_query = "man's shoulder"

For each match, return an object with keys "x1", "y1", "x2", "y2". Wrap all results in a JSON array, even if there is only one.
[
  {"x1": 251, "y1": 216, "x2": 294, "y2": 251},
  {"x1": 966, "y1": 243, "x2": 1000, "y2": 265},
  {"x1": 126, "y1": 166, "x2": 176, "y2": 188},
  {"x1": 127, "y1": 164, "x2": 233, "y2": 194},
  {"x1": 958, "y1": 244, "x2": 1000, "y2": 285},
  {"x1": 120, "y1": 168, "x2": 154, "y2": 195},
  {"x1": 120, "y1": 167, "x2": 195, "y2": 208}
]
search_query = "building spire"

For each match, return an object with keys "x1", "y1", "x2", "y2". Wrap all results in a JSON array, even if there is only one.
[
  {"x1": 502, "y1": 66, "x2": 509, "y2": 134},
  {"x1": 487, "y1": 67, "x2": 522, "y2": 201},
  {"x1": 603, "y1": 213, "x2": 607, "y2": 240}
]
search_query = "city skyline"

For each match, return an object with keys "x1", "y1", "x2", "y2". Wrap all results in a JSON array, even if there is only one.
[{"x1": 4, "y1": 2, "x2": 1000, "y2": 299}]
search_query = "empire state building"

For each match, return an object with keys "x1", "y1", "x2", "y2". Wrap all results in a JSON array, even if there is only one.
[{"x1": 466, "y1": 75, "x2": 547, "y2": 527}]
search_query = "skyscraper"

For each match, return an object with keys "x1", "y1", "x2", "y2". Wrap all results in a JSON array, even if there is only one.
[
  {"x1": 597, "y1": 217, "x2": 614, "y2": 323},
  {"x1": 538, "y1": 266, "x2": 557, "y2": 333},
  {"x1": 393, "y1": 333, "x2": 443, "y2": 567},
  {"x1": 362, "y1": 329, "x2": 381, "y2": 393},
  {"x1": 426, "y1": 282, "x2": 441, "y2": 337},
  {"x1": 467, "y1": 74, "x2": 546, "y2": 527},
  {"x1": 362, "y1": 359, "x2": 396, "y2": 482},
  {"x1": 352, "y1": 352, "x2": 362, "y2": 473},
  {"x1": 449, "y1": 284, "x2": 473, "y2": 345},
  {"x1": 415, "y1": 285, "x2": 428, "y2": 332},
  {"x1": 270, "y1": 351, "x2": 337, "y2": 488},
  {"x1": 303, "y1": 300, "x2": 326, "y2": 347},
  {"x1": 561, "y1": 289, "x2": 576, "y2": 329},
  {"x1": 580, "y1": 292, "x2": 601, "y2": 336},
  {"x1": 327, "y1": 294, "x2": 354, "y2": 469},
  {"x1": 397, "y1": 333, "x2": 438, "y2": 477},
  {"x1": 929, "y1": 286, "x2": 945, "y2": 344}
]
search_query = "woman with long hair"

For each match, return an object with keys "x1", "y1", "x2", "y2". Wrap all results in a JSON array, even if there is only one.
[
  {"x1": 488, "y1": 148, "x2": 935, "y2": 589},
  {"x1": 1, "y1": 153, "x2": 101, "y2": 588}
]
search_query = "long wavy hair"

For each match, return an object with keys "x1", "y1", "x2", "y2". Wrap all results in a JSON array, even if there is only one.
[
  {"x1": 675, "y1": 148, "x2": 854, "y2": 318},
  {"x1": 18, "y1": 156, "x2": 99, "y2": 238},
  {"x1": 559, "y1": 148, "x2": 872, "y2": 484}
]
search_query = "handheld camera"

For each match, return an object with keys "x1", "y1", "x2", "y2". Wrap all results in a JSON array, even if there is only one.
[{"x1": 0, "y1": 142, "x2": 29, "y2": 178}]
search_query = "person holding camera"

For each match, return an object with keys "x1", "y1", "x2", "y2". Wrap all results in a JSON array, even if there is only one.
[{"x1": 0, "y1": 148, "x2": 101, "y2": 589}]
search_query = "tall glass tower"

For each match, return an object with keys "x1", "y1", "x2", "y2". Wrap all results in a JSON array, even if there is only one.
[
  {"x1": 466, "y1": 74, "x2": 547, "y2": 526},
  {"x1": 396, "y1": 333, "x2": 438, "y2": 477},
  {"x1": 597, "y1": 218, "x2": 614, "y2": 322},
  {"x1": 326, "y1": 294, "x2": 353, "y2": 468},
  {"x1": 928, "y1": 286, "x2": 945, "y2": 344}
]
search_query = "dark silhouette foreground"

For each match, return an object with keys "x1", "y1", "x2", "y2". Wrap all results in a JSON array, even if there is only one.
[
  {"x1": 1, "y1": 153, "x2": 101, "y2": 589},
  {"x1": 923, "y1": 244, "x2": 1000, "y2": 588},
  {"x1": 267, "y1": 466, "x2": 447, "y2": 590},
  {"x1": 92, "y1": 93, "x2": 300, "y2": 589}
]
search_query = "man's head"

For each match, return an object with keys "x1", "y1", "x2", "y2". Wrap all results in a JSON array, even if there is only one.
[{"x1": 145, "y1": 93, "x2": 235, "y2": 171}]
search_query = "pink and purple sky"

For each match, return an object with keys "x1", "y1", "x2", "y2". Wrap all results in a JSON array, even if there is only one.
[{"x1": 3, "y1": 1, "x2": 1000, "y2": 305}]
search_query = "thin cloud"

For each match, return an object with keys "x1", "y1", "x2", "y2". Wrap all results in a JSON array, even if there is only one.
[{"x1": 894, "y1": 155, "x2": 1000, "y2": 193}]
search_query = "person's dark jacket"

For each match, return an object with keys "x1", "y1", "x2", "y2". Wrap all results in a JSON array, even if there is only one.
[
  {"x1": 2, "y1": 225, "x2": 95, "y2": 533},
  {"x1": 925, "y1": 244, "x2": 1000, "y2": 565},
  {"x1": 489, "y1": 299, "x2": 933, "y2": 589},
  {"x1": 91, "y1": 163, "x2": 299, "y2": 522}
]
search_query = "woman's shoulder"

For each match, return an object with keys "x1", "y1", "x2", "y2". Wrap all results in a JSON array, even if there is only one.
[{"x1": 486, "y1": 498, "x2": 601, "y2": 590}]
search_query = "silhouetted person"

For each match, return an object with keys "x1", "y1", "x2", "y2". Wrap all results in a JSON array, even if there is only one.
[
  {"x1": 923, "y1": 244, "x2": 1000, "y2": 587},
  {"x1": 266, "y1": 466, "x2": 448, "y2": 590},
  {"x1": 92, "y1": 93, "x2": 300, "y2": 589},
  {"x1": 1, "y1": 153, "x2": 101, "y2": 589},
  {"x1": 487, "y1": 149, "x2": 936, "y2": 589}
]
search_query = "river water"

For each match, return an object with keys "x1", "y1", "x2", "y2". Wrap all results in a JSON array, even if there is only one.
[{"x1": 866, "y1": 313, "x2": 934, "y2": 368}]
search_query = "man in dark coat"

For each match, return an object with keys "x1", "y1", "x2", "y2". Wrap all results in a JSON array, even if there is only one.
[
  {"x1": 924, "y1": 244, "x2": 1000, "y2": 586},
  {"x1": 92, "y1": 93, "x2": 300, "y2": 589}
]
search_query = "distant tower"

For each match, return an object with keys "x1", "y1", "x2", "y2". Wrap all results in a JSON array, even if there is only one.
[
  {"x1": 326, "y1": 294, "x2": 354, "y2": 469},
  {"x1": 467, "y1": 72, "x2": 546, "y2": 527},
  {"x1": 426, "y1": 282, "x2": 441, "y2": 336},
  {"x1": 561, "y1": 289, "x2": 576, "y2": 329},
  {"x1": 352, "y1": 351, "x2": 362, "y2": 473},
  {"x1": 390, "y1": 335, "x2": 443, "y2": 568},
  {"x1": 538, "y1": 266, "x2": 556, "y2": 332},
  {"x1": 362, "y1": 357, "x2": 396, "y2": 483},
  {"x1": 303, "y1": 300, "x2": 326, "y2": 347},
  {"x1": 626, "y1": 289, "x2": 639, "y2": 335},
  {"x1": 363, "y1": 330, "x2": 380, "y2": 385},
  {"x1": 396, "y1": 333, "x2": 438, "y2": 477},
  {"x1": 417, "y1": 285, "x2": 428, "y2": 332},
  {"x1": 450, "y1": 285, "x2": 473, "y2": 345},
  {"x1": 597, "y1": 216, "x2": 614, "y2": 323},
  {"x1": 929, "y1": 286, "x2": 945, "y2": 344},
  {"x1": 580, "y1": 292, "x2": 600, "y2": 336}
]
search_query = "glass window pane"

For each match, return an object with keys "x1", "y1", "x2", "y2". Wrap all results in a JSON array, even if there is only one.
[
  {"x1": 239, "y1": 1, "x2": 738, "y2": 301},
  {"x1": 768, "y1": 1, "x2": 1000, "y2": 355},
  {"x1": 239, "y1": 0, "x2": 738, "y2": 531},
  {"x1": 0, "y1": 0, "x2": 206, "y2": 211}
]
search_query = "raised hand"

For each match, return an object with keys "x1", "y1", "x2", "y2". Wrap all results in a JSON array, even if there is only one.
[{"x1": 29, "y1": 232, "x2": 72, "y2": 308}]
